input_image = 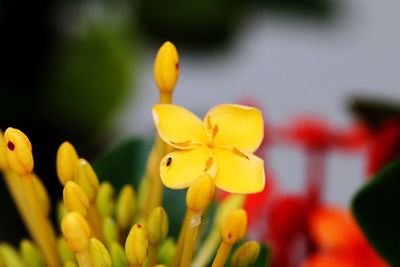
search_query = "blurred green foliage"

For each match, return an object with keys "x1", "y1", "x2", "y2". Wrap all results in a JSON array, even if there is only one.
[{"x1": 352, "y1": 159, "x2": 400, "y2": 266}]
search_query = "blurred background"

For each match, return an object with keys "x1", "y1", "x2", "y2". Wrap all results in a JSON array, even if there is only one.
[{"x1": 1, "y1": 0, "x2": 400, "y2": 249}]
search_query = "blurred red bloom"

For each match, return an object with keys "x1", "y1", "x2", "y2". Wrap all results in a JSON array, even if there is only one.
[{"x1": 302, "y1": 207, "x2": 388, "y2": 267}]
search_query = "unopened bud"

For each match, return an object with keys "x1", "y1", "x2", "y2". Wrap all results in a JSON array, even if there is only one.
[
  {"x1": 89, "y1": 238, "x2": 111, "y2": 267},
  {"x1": 0, "y1": 130, "x2": 9, "y2": 170},
  {"x1": 61, "y1": 212, "x2": 91, "y2": 253},
  {"x1": 110, "y1": 242, "x2": 128, "y2": 267},
  {"x1": 57, "y1": 142, "x2": 79, "y2": 185},
  {"x1": 75, "y1": 159, "x2": 99, "y2": 202},
  {"x1": 63, "y1": 181, "x2": 89, "y2": 217},
  {"x1": 0, "y1": 243, "x2": 26, "y2": 267},
  {"x1": 221, "y1": 209, "x2": 247, "y2": 245},
  {"x1": 186, "y1": 174, "x2": 215, "y2": 212},
  {"x1": 20, "y1": 239, "x2": 45, "y2": 267},
  {"x1": 116, "y1": 185, "x2": 136, "y2": 232},
  {"x1": 64, "y1": 261, "x2": 78, "y2": 267},
  {"x1": 103, "y1": 217, "x2": 119, "y2": 249},
  {"x1": 125, "y1": 224, "x2": 148, "y2": 265},
  {"x1": 4, "y1": 127, "x2": 33, "y2": 176},
  {"x1": 57, "y1": 202, "x2": 68, "y2": 228},
  {"x1": 147, "y1": 207, "x2": 169, "y2": 245},
  {"x1": 57, "y1": 237, "x2": 76, "y2": 265},
  {"x1": 158, "y1": 238, "x2": 176, "y2": 265},
  {"x1": 96, "y1": 182, "x2": 115, "y2": 219},
  {"x1": 231, "y1": 241, "x2": 260, "y2": 267},
  {"x1": 154, "y1": 41, "x2": 179, "y2": 93}
]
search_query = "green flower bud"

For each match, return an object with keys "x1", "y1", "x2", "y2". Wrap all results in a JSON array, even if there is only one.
[
  {"x1": 57, "y1": 202, "x2": 68, "y2": 230},
  {"x1": 0, "y1": 244, "x2": 26, "y2": 267},
  {"x1": 110, "y1": 242, "x2": 128, "y2": 267},
  {"x1": 116, "y1": 185, "x2": 136, "y2": 232},
  {"x1": 20, "y1": 239, "x2": 44, "y2": 267},
  {"x1": 89, "y1": 238, "x2": 111, "y2": 267},
  {"x1": 57, "y1": 237, "x2": 76, "y2": 265},
  {"x1": 64, "y1": 261, "x2": 78, "y2": 267},
  {"x1": 103, "y1": 217, "x2": 119, "y2": 249},
  {"x1": 158, "y1": 238, "x2": 176, "y2": 265},
  {"x1": 147, "y1": 207, "x2": 169, "y2": 245},
  {"x1": 231, "y1": 241, "x2": 260, "y2": 267},
  {"x1": 96, "y1": 182, "x2": 115, "y2": 219}
]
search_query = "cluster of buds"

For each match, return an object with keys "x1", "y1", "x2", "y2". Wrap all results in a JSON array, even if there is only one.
[{"x1": 0, "y1": 41, "x2": 264, "y2": 267}]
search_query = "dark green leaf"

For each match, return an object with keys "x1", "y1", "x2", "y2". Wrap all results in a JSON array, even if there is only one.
[
  {"x1": 352, "y1": 159, "x2": 400, "y2": 266},
  {"x1": 252, "y1": 244, "x2": 271, "y2": 267},
  {"x1": 93, "y1": 138, "x2": 152, "y2": 192}
]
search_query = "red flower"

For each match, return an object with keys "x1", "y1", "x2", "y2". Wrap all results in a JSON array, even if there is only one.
[{"x1": 303, "y1": 207, "x2": 388, "y2": 267}]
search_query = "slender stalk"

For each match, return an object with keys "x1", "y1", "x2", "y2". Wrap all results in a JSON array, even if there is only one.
[
  {"x1": 192, "y1": 228, "x2": 220, "y2": 267},
  {"x1": 180, "y1": 211, "x2": 202, "y2": 267},
  {"x1": 147, "y1": 244, "x2": 159, "y2": 267},
  {"x1": 211, "y1": 242, "x2": 232, "y2": 267},
  {"x1": 305, "y1": 150, "x2": 326, "y2": 204},
  {"x1": 171, "y1": 212, "x2": 189, "y2": 267},
  {"x1": 20, "y1": 174, "x2": 60, "y2": 267}
]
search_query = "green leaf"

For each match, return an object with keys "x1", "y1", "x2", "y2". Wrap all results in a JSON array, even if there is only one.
[
  {"x1": 93, "y1": 138, "x2": 152, "y2": 192},
  {"x1": 252, "y1": 244, "x2": 271, "y2": 267},
  {"x1": 351, "y1": 158, "x2": 400, "y2": 266}
]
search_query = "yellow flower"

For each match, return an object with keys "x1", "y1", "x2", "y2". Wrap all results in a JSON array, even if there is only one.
[{"x1": 152, "y1": 104, "x2": 265, "y2": 193}]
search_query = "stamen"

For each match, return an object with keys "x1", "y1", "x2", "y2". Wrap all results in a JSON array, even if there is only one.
[
  {"x1": 212, "y1": 125, "x2": 219, "y2": 141},
  {"x1": 232, "y1": 148, "x2": 249, "y2": 160},
  {"x1": 171, "y1": 140, "x2": 193, "y2": 147},
  {"x1": 204, "y1": 157, "x2": 214, "y2": 172},
  {"x1": 206, "y1": 116, "x2": 213, "y2": 133}
]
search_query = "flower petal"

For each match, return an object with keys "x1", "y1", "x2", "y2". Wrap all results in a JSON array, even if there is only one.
[
  {"x1": 204, "y1": 104, "x2": 264, "y2": 153},
  {"x1": 213, "y1": 148, "x2": 265, "y2": 193},
  {"x1": 152, "y1": 104, "x2": 207, "y2": 149},
  {"x1": 160, "y1": 147, "x2": 215, "y2": 189}
]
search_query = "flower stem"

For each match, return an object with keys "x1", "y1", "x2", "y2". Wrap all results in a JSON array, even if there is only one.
[
  {"x1": 180, "y1": 211, "x2": 202, "y2": 267},
  {"x1": 20, "y1": 174, "x2": 61, "y2": 267},
  {"x1": 211, "y1": 242, "x2": 232, "y2": 267},
  {"x1": 171, "y1": 212, "x2": 188, "y2": 267},
  {"x1": 147, "y1": 244, "x2": 159, "y2": 267}
]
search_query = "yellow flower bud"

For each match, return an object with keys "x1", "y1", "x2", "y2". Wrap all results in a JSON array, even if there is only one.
[
  {"x1": 63, "y1": 181, "x2": 90, "y2": 217},
  {"x1": 64, "y1": 261, "x2": 78, "y2": 267},
  {"x1": 154, "y1": 41, "x2": 179, "y2": 93},
  {"x1": 32, "y1": 174, "x2": 50, "y2": 216},
  {"x1": 186, "y1": 174, "x2": 215, "y2": 212},
  {"x1": 0, "y1": 130, "x2": 9, "y2": 170},
  {"x1": 57, "y1": 142, "x2": 79, "y2": 185},
  {"x1": 61, "y1": 212, "x2": 92, "y2": 253},
  {"x1": 0, "y1": 243, "x2": 26, "y2": 267},
  {"x1": 96, "y1": 182, "x2": 115, "y2": 219},
  {"x1": 20, "y1": 239, "x2": 45, "y2": 267},
  {"x1": 110, "y1": 242, "x2": 128, "y2": 267},
  {"x1": 4, "y1": 127, "x2": 33, "y2": 176},
  {"x1": 147, "y1": 207, "x2": 169, "y2": 245},
  {"x1": 116, "y1": 185, "x2": 136, "y2": 232},
  {"x1": 75, "y1": 159, "x2": 99, "y2": 202},
  {"x1": 57, "y1": 237, "x2": 76, "y2": 265},
  {"x1": 103, "y1": 217, "x2": 119, "y2": 249},
  {"x1": 89, "y1": 238, "x2": 112, "y2": 267},
  {"x1": 221, "y1": 209, "x2": 247, "y2": 245},
  {"x1": 231, "y1": 241, "x2": 260, "y2": 267},
  {"x1": 125, "y1": 224, "x2": 148, "y2": 265}
]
